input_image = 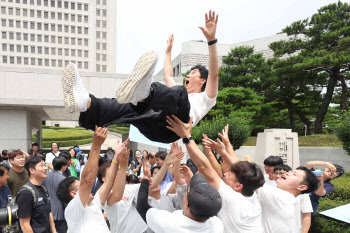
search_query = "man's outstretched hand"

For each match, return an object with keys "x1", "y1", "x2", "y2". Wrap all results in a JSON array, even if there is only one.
[
  {"x1": 166, "y1": 142, "x2": 185, "y2": 166},
  {"x1": 166, "y1": 34, "x2": 174, "y2": 54},
  {"x1": 166, "y1": 115, "x2": 193, "y2": 139},
  {"x1": 93, "y1": 126, "x2": 109, "y2": 146},
  {"x1": 199, "y1": 10, "x2": 218, "y2": 42}
]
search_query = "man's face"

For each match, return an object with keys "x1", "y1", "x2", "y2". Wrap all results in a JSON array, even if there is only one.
[
  {"x1": 52, "y1": 143, "x2": 58, "y2": 152},
  {"x1": 185, "y1": 69, "x2": 205, "y2": 93},
  {"x1": 135, "y1": 151, "x2": 141, "y2": 159},
  {"x1": 223, "y1": 170, "x2": 242, "y2": 193},
  {"x1": 155, "y1": 158, "x2": 164, "y2": 167},
  {"x1": 10, "y1": 154, "x2": 25, "y2": 168},
  {"x1": 264, "y1": 165, "x2": 275, "y2": 176},
  {"x1": 31, "y1": 161, "x2": 48, "y2": 180},
  {"x1": 323, "y1": 168, "x2": 339, "y2": 180},
  {"x1": 148, "y1": 157, "x2": 155, "y2": 165},
  {"x1": 276, "y1": 170, "x2": 306, "y2": 191},
  {"x1": 32, "y1": 146, "x2": 39, "y2": 152},
  {"x1": 273, "y1": 169, "x2": 287, "y2": 181},
  {"x1": 152, "y1": 168, "x2": 160, "y2": 177},
  {"x1": 0, "y1": 169, "x2": 9, "y2": 186}
]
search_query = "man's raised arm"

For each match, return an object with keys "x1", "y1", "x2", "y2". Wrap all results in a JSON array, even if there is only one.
[
  {"x1": 164, "y1": 34, "x2": 176, "y2": 88},
  {"x1": 80, "y1": 126, "x2": 108, "y2": 207},
  {"x1": 199, "y1": 10, "x2": 219, "y2": 99},
  {"x1": 166, "y1": 115, "x2": 221, "y2": 190}
]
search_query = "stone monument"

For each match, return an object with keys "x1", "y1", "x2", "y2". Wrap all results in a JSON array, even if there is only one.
[{"x1": 255, "y1": 129, "x2": 300, "y2": 169}]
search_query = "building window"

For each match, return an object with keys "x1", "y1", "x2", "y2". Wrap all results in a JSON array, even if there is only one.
[
  {"x1": 37, "y1": 34, "x2": 42, "y2": 42},
  {"x1": 64, "y1": 48, "x2": 69, "y2": 56},
  {"x1": 58, "y1": 13, "x2": 62, "y2": 20},
  {"x1": 9, "y1": 56, "x2": 14, "y2": 64},
  {"x1": 38, "y1": 58, "x2": 42, "y2": 66},
  {"x1": 23, "y1": 33, "x2": 28, "y2": 41},
  {"x1": 16, "y1": 8, "x2": 20, "y2": 16},
  {"x1": 64, "y1": 60, "x2": 69, "y2": 66},
  {"x1": 9, "y1": 20, "x2": 14, "y2": 27},
  {"x1": 84, "y1": 16, "x2": 88, "y2": 23},
  {"x1": 64, "y1": 37, "x2": 69, "y2": 44},
  {"x1": 57, "y1": 0, "x2": 62, "y2": 8},
  {"x1": 103, "y1": 21, "x2": 107, "y2": 28},
  {"x1": 58, "y1": 60, "x2": 62, "y2": 67},
  {"x1": 103, "y1": 32, "x2": 106, "y2": 39},
  {"x1": 84, "y1": 50, "x2": 88, "y2": 57},
  {"x1": 51, "y1": 59, "x2": 56, "y2": 67},
  {"x1": 45, "y1": 47, "x2": 49, "y2": 54},
  {"x1": 78, "y1": 49, "x2": 82, "y2": 57},
  {"x1": 77, "y1": 3, "x2": 82, "y2": 10},
  {"x1": 44, "y1": 35, "x2": 49, "y2": 42},
  {"x1": 16, "y1": 21, "x2": 21, "y2": 28},
  {"x1": 96, "y1": 53, "x2": 101, "y2": 61},
  {"x1": 44, "y1": 0, "x2": 48, "y2": 6},
  {"x1": 102, "y1": 10, "x2": 107, "y2": 17},
  {"x1": 23, "y1": 9, "x2": 28, "y2": 16},
  {"x1": 37, "y1": 46, "x2": 42, "y2": 54},
  {"x1": 64, "y1": 1, "x2": 68, "y2": 9},
  {"x1": 37, "y1": 0, "x2": 41, "y2": 5},
  {"x1": 45, "y1": 59, "x2": 49, "y2": 66},
  {"x1": 23, "y1": 45, "x2": 28, "y2": 53},
  {"x1": 58, "y1": 48, "x2": 62, "y2": 55},
  {"x1": 37, "y1": 22, "x2": 42, "y2": 30},
  {"x1": 50, "y1": 0, "x2": 54, "y2": 7},
  {"x1": 71, "y1": 49, "x2": 75, "y2": 56},
  {"x1": 102, "y1": 54, "x2": 107, "y2": 61},
  {"x1": 71, "y1": 26, "x2": 75, "y2": 33},
  {"x1": 2, "y1": 44, "x2": 7, "y2": 52},
  {"x1": 71, "y1": 14, "x2": 75, "y2": 22},
  {"x1": 77, "y1": 27, "x2": 82, "y2": 34},
  {"x1": 30, "y1": 9, "x2": 34, "y2": 17},
  {"x1": 64, "y1": 13, "x2": 69, "y2": 21},
  {"x1": 58, "y1": 25, "x2": 62, "y2": 32},
  {"x1": 37, "y1": 10, "x2": 42, "y2": 18},
  {"x1": 23, "y1": 0, "x2": 28, "y2": 3},
  {"x1": 84, "y1": 39, "x2": 88, "y2": 46},
  {"x1": 78, "y1": 15, "x2": 82, "y2": 22},
  {"x1": 78, "y1": 38, "x2": 82, "y2": 45},
  {"x1": 44, "y1": 11, "x2": 48, "y2": 19},
  {"x1": 51, "y1": 35, "x2": 55, "y2": 43},
  {"x1": 51, "y1": 24, "x2": 55, "y2": 31},
  {"x1": 9, "y1": 8, "x2": 13, "y2": 15},
  {"x1": 23, "y1": 21, "x2": 28, "y2": 29},
  {"x1": 2, "y1": 56, "x2": 7, "y2": 64},
  {"x1": 84, "y1": 62, "x2": 88, "y2": 69},
  {"x1": 9, "y1": 44, "x2": 14, "y2": 52},
  {"x1": 84, "y1": 27, "x2": 88, "y2": 35},
  {"x1": 30, "y1": 33, "x2": 35, "y2": 41},
  {"x1": 17, "y1": 45, "x2": 21, "y2": 52},
  {"x1": 31, "y1": 57, "x2": 35, "y2": 65},
  {"x1": 31, "y1": 46, "x2": 35, "y2": 53},
  {"x1": 16, "y1": 32, "x2": 21, "y2": 40},
  {"x1": 1, "y1": 32, "x2": 6, "y2": 39},
  {"x1": 96, "y1": 9, "x2": 100, "y2": 16},
  {"x1": 103, "y1": 43, "x2": 107, "y2": 50},
  {"x1": 65, "y1": 25, "x2": 69, "y2": 33},
  {"x1": 102, "y1": 65, "x2": 106, "y2": 72},
  {"x1": 96, "y1": 20, "x2": 101, "y2": 27},
  {"x1": 17, "y1": 57, "x2": 22, "y2": 64},
  {"x1": 96, "y1": 31, "x2": 100, "y2": 38},
  {"x1": 30, "y1": 21, "x2": 35, "y2": 29},
  {"x1": 51, "y1": 12, "x2": 55, "y2": 19},
  {"x1": 58, "y1": 37, "x2": 62, "y2": 44},
  {"x1": 1, "y1": 7, "x2": 5, "y2": 14},
  {"x1": 96, "y1": 64, "x2": 100, "y2": 72},
  {"x1": 84, "y1": 3, "x2": 88, "y2": 11},
  {"x1": 78, "y1": 61, "x2": 82, "y2": 68},
  {"x1": 51, "y1": 47, "x2": 55, "y2": 55},
  {"x1": 9, "y1": 32, "x2": 14, "y2": 40},
  {"x1": 103, "y1": 0, "x2": 106, "y2": 5},
  {"x1": 71, "y1": 2, "x2": 75, "y2": 9},
  {"x1": 1, "y1": 19, "x2": 6, "y2": 27},
  {"x1": 71, "y1": 38, "x2": 75, "y2": 45},
  {"x1": 24, "y1": 57, "x2": 29, "y2": 65},
  {"x1": 96, "y1": 42, "x2": 100, "y2": 50}
]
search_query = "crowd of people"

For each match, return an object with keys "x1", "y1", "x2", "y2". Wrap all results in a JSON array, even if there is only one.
[{"x1": 0, "y1": 10, "x2": 346, "y2": 233}]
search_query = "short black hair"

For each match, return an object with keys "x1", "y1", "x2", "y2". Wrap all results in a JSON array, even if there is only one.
[
  {"x1": 147, "y1": 153, "x2": 154, "y2": 160},
  {"x1": 0, "y1": 164, "x2": 10, "y2": 176},
  {"x1": 126, "y1": 174, "x2": 139, "y2": 184},
  {"x1": 32, "y1": 143, "x2": 39, "y2": 147},
  {"x1": 274, "y1": 164, "x2": 292, "y2": 172},
  {"x1": 59, "y1": 151, "x2": 71, "y2": 160},
  {"x1": 53, "y1": 156, "x2": 67, "y2": 171},
  {"x1": 334, "y1": 164, "x2": 345, "y2": 179},
  {"x1": 97, "y1": 161, "x2": 112, "y2": 183},
  {"x1": 296, "y1": 166, "x2": 320, "y2": 194},
  {"x1": 1, "y1": 150, "x2": 8, "y2": 156},
  {"x1": 151, "y1": 166, "x2": 161, "y2": 176},
  {"x1": 51, "y1": 142, "x2": 59, "y2": 149},
  {"x1": 57, "y1": 177, "x2": 79, "y2": 203},
  {"x1": 190, "y1": 65, "x2": 208, "y2": 92},
  {"x1": 231, "y1": 161, "x2": 265, "y2": 196},
  {"x1": 154, "y1": 152, "x2": 167, "y2": 161},
  {"x1": 264, "y1": 156, "x2": 283, "y2": 166},
  {"x1": 25, "y1": 156, "x2": 45, "y2": 176}
]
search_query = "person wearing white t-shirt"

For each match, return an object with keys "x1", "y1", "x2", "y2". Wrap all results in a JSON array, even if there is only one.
[
  {"x1": 263, "y1": 156, "x2": 283, "y2": 187},
  {"x1": 56, "y1": 127, "x2": 131, "y2": 233},
  {"x1": 45, "y1": 142, "x2": 60, "y2": 172},
  {"x1": 137, "y1": 168, "x2": 223, "y2": 233},
  {"x1": 61, "y1": 11, "x2": 219, "y2": 145},
  {"x1": 296, "y1": 194, "x2": 313, "y2": 233},
  {"x1": 256, "y1": 167, "x2": 320, "y2": 233},
  {"x1": 167, "y1": 116, "x2": 266, "y2": 233},
  {"x1": 104, "y1": 142, "x2": 186, "y2": 233}
]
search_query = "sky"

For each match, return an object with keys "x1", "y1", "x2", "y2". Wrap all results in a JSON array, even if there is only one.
[{"x1": 115, "y1": 0, "x2": 341, "y2": 74}]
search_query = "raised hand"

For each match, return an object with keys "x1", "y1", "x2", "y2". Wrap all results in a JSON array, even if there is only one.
[
  {"x1": 93, "y1": 126, "x2": 109, "y2": 146},
  {"x1": 202, "y1": 134, "x2": 226, "y2": 154},
  {"x1": 165, "y1": 142, "x2": 185, "y2": 166},
  {"x1": 114, "y1": 138, "x2": 130, "y2": 162},
  {"x1": 166, "y1": 34, "x2": 174, "y2": 54},
  {"x1": 198, "y1": 10, "x2": 218, "y2": 42},
  {"x1": 180, "y1": 165, "x2": 193, "y2": 186},
  {"x1": 166, "y1": 115, "x2": 193, "y2": 139},
  {"x1": 118, "y1": 147, "x2": 130, "y2": 169},
  {"x1": 143, "y1": 156, "x2": 151, "y2": 179},
  {"x1": 218, "y1": 124, "x2": 230, "y2": 144}
]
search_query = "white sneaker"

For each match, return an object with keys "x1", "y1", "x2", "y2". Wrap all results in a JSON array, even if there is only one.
[
  {"x1": 116, "y1": 51, "x2": 158, "y2": 105},
  {"x1": 61, "y1": 63, "x2": 89, "y2": 113}
]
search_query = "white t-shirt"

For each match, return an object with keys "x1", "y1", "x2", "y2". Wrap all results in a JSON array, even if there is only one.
[
  {"x1": 296, "y1": 194, "x2": 313, "y2": 233},
  {"x1": 65, "y1": 191, "x2": 109, "y2": 233},
  {"x1": 264, "y1": 174, "x2": 277, "y2": 188},
  {"x1": 105, "y1": 183, "x2": 185, "y2": 233},
  {"x1": 257, "y1": 186, "x2": 297, "y2": 233},
  {"x1": 147, "y1": 209, "x2": 223, "y2": 233},
  {"x1": 45, "y1": 151, "x2": 60, "y2": 172},
  {"x1": 218, "y1": 179, "x2": 262, "y2": 233},
  {"x1": 188, "y1": 91, "x2": 217, "y2": 127}
]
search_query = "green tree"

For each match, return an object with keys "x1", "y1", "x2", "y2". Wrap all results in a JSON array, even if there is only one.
[
  {"x1": 269, "y1": 1, "x2": 350, "y2": 134},
  {"x1": 336, "y1": 111, "x2": 350, "y2": 156}
]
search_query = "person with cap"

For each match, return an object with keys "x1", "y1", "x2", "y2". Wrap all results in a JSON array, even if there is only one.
[
  {"x1": 131, "y1": 150, "x2": 143, "y2": 177},
  {"x1": 74, "y1": 145, "x2": 87, "y2": 167},
  {"x1": 136, "y1": 171, "x2": 223, "y2": 232},
  {"x1": 103, "y1": 147, "x2": 115, "y2": 162}
]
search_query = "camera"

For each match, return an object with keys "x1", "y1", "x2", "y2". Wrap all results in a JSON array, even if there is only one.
[{"x1": 0, "y1": 204, "x2": 19, "y2": 233}]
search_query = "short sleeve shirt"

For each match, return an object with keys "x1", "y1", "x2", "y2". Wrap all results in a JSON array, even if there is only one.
[{"x1": 188, "y1": 91, "x2": 217, "y2": 127}]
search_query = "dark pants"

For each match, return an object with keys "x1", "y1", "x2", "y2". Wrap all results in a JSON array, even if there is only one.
[
  {"x1": 54, "y1": 220, "x2": 67, "y2": 233},
  {"x1": 79, "y1": 82, "x2": 190, "y2": 143}
]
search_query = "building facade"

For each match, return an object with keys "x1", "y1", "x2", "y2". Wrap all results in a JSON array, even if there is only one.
[{"x1": 0, "y1": 0, "x2": 116, "y2": 73}]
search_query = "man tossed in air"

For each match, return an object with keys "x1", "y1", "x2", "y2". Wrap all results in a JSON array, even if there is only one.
[{"x1": 61, "y1": 11, "x2": 219, "y2": 143}]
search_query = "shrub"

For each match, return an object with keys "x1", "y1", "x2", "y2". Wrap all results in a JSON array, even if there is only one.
[
  {"x1": 335, "y1": 112, "x2": 350, "y2": 156},
  {"x1": 192, "y1": 116, "x2": 251, "y2": 150}
]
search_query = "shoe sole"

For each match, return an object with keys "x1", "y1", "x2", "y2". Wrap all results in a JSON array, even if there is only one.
[
  {"x1": 61, "y1": 63, "x2": 77, "y2": 113},
  {"x1": 116, "y1": 51, "x2": 158, "y2": 103}
]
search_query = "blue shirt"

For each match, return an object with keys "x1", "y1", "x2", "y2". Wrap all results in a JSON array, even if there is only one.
[
  {"x1": 160, "y1": 169, "x2": 174, "y2": 192},
  {"x1": 309, "y1": 180, "x2": 334, "y2": 216},
  {"x1": 0, "y1": 185, "x2": 11, "y2": 208}
]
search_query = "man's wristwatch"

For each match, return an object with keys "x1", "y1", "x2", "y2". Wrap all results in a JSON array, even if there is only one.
[{"x1": 182, "y1": 137, "x2": 193, "y2": 144}]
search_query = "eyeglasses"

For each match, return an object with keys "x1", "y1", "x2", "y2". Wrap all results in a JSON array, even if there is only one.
[{"x1": 273, "y1": 172, "x2": 285, "y2": 176}]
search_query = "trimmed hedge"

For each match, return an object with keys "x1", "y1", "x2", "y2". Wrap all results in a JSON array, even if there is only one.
[
  {"x1": 192, "y1": 116, "x2": 251, "y2": 150},
  {"x1": 336, "y1": 113, "x2": 350, "y2": 155},
  {"x1": 109, "y1": 126, "x2": 130, "y2": 135},
  {"x1": 310, "y1": 172, "x2": 350, "y2": 233},
  {"x1": 42, "y1": 138, "x2": 93, "y2": 148}
]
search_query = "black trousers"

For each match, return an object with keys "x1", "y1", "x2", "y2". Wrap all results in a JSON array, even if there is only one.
[
  {"x1": 54, "y1": 220, "x2": 67, "y2": 233},
  {"x1": 79, "y1": 82, "x2": 190, "y2": 143}
]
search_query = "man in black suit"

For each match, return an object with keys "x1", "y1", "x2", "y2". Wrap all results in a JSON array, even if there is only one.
[{"x1": 43, "y1": 156, "x2": 68, "y2": 233}]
